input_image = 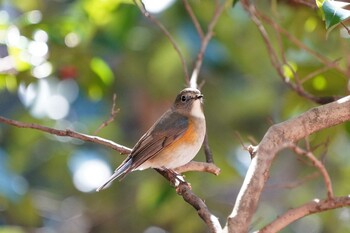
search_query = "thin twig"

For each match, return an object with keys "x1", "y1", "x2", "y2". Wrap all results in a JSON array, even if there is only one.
[
  {"x1": 260, "y1": 13, "x2": 349, "y2": 77},
  {"x1": 257, "y1": 196, "x2": 350, "y2": 233},
  {"x1": 189, "y1": 1, "x2": 228, "y2": 88},
  {"x1": 0, "y1": 116, "x2": 132, "y2": 154},
  {"x1": 240, "y1": 0, "x2": 340, "y2": 104},
  {"x1": 94, "y1": 94, "x2": 119, "y2": 134},
  {"x1": 290, "y1": 144, "x2": 334, "y2": 199},
  {"x1": 134, "y1": 0, "x2": 190, "y2": 85},
  {"x1": 203, "y1": 132, "x2": 215, "y2": 163},
  {"x1": 182, "y1": 0, "x2": 204, "y2": 39},
  {"x1": 300, "y1": 65, "x2": 336, "y2": 84}
]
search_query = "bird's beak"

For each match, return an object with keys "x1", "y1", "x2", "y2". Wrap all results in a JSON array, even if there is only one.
[{"x1": 195, "y1": 94, "x2": 203, "y2": 100}]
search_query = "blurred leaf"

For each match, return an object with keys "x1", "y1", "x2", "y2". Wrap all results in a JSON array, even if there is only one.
[
  {"x1": 83, "y1": 0, "x2": 134, "y2": 25},
  {"x1": 312, "y1": 75, "x2": 327, "y2": 90},
  {"x1": 90, "y1": 57, "x2": 114, "y2": 85},
  {"x1": 0, "y1": 226, "x2": 25, "y2": 233},
  {"x1": 282, "y1": 62, "x2": 298, "y2": 80}
]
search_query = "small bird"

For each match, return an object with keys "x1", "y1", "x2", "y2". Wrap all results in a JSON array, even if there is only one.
[{"x1": 97, "y1": 88, "x2": 206, "y2": 191}]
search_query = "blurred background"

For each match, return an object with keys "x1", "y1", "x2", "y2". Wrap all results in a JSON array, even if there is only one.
[{"x1": 0, "y1": 0, "x2": 349, "y2": 232}]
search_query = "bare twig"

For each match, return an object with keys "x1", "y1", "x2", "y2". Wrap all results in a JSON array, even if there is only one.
[
  {"x1": 0, "y1": 116, "x2": 132, "y2": 154},
  {"x1": 234, "y1": 131, "x2": 250, "y2": 151},
  {"x1": 290, "y1": 144, "x2": 334, "y2": 199},
  {"x1": 257, "y1": 196, "x2": 350, "y2": 233},
  {"x1": 182, "y1": 0, "x2": 204, "y2": 39},
  {"x1": 155, "y1": 169, "x2": 223, "y2": 233},
  {"x1": 261, "y1": 14, "x2": 347, "y2": 76},
  {"x1": 134, "y1": 0, "x2": 189, "y2": 85},
  {"x1": 189, "y1": 1, "x2": 228, "y2": 88},
  {"x1": 94, "y1": 94, "x2": 119, "y2": 134}
]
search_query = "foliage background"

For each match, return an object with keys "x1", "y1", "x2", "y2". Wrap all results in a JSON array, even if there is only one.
[{"x1": 0, "y1": 0, "x2": 349, "y2": 232}]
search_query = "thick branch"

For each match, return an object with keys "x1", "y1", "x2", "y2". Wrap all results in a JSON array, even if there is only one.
[
  {"x1": 257, "y1": 196, "x2": 350, "y2": 233},
  {"x1": 225, "y1": 96, "x2": 350, "y2": 233}
]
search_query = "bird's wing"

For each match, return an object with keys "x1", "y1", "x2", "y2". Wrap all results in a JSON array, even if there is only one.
[{"x1": 127, "y1": 110, "x2": 189, "y2": 171}]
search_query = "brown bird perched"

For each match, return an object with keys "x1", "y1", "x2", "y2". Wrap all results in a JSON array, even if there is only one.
[{"x1": 97, "y1": 88, "x2": 206, "y2": 191}]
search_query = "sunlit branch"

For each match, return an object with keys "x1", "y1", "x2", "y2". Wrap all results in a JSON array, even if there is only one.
[
  {"x1": 0, "y1": 116, "x2": 132, "y2": 154},
  {"x1": 257, "y1": 196, "x2": 350, "y2": 233},
  {"x1": 225, "y1": 95, "x2": 350, "y2": 233}
]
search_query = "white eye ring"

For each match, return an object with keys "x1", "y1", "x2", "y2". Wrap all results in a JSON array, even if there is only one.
[{"x1": 181, "y1": 95, "x2": 187, "y2": 102}]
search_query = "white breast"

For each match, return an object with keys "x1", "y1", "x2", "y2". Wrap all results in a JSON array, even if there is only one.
[{"x1": 191, "y1": 99, "x2": 205, "y2": 119}]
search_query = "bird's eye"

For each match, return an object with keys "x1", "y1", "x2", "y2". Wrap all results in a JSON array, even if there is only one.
[{"x1": 181, "y1": 95, "x2": 187, "y2": 102}]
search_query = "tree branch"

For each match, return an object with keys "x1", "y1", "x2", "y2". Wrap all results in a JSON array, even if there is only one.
[
  {"x1": 257, "y1": 196, "x2": 350, "y2": 233},
  {"x1": 225, "y1": 95, "x2": 350, "y2": 233},
  {"x1": 182, "y1": 0, "x2": 204, "y2": 39},
  {"x1": 156, "y1": 169, "x2": 223, "y2": 233},
  {"x1": 240, "y1": 0, "x2": 347, "y2": 104},
  {"x1": 94, "y1": 93, "x2": 119, "y2": 135},
  {"x1": 189, "y1": 1, "x2": 228, "y2": 89},
  {"x1": 134, "y1": 0, "x2": 190, "y2": 85},
  {"x1": 174, "y1": 161, "x2": 220, "y2": 175},
  {"x1": 0, "y1": 114, "x2": 221, "y2": 230},
  {"x1": 290, "y1": 144, "x2": 334, "y2": 199},
  {"x1": 0, "y1": 116, "x2": 132, "y2": 154}
]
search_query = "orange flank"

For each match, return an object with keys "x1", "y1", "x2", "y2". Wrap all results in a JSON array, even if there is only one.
[
  {"x1": 162, "y1": 119, "x2": 197, "y2": 153},
  {"x1": 179, "y1": 119, "x2": 198, "y2": 143}
]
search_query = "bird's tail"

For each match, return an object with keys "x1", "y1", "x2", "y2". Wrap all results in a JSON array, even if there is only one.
[{"x1": 96, "y1": 158, "x2": 132, "y2": 192}]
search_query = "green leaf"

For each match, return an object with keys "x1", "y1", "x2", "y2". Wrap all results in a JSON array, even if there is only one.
[
  {"x1": 322, "y1": 0, "x2": 350, "y2": 30},
  {"x1": 90, "y1": 57, "x2": 114, "y2": 86}
]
